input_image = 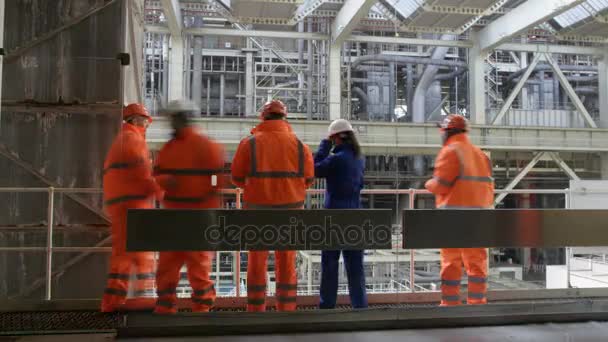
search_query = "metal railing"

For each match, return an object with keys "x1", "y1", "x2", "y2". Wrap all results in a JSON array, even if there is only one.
[{"x1": 0, "y1": 187, "x2": 572, "y2": 300}]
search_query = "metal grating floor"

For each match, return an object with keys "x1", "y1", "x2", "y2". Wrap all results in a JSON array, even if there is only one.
[
  {"x1": 1, "y1": 299, "x2": 604, "y2": 335},
  {"x1": 0, "y1": 311, "x2": 122, "y2": 334}
]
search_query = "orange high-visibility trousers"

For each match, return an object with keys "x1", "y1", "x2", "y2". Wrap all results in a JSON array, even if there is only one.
[
  {"x1": 154, "y1": 252, "x2": 216, "y2": 314},
  {"x1": 440, "y1": 248, "x2": 488, "y2": 306},
  {"x1": 247, "y1": 250, "x2": 297, "y2": 312},
  {"x1": 101, "y1": 210, "x2": 155, "y2": 312}
]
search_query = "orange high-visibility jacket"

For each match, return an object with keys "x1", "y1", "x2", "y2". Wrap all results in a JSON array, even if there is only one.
[
  {"x1": 103, "y1": 123, "x2": 161, "y2": 209},
  {"x1": 231, "y1": 120, "x2": 314, "y2": 208},
  {"x1": 154, "y1": 127, "x2": 225, "y2": 209},
  {"x1": 425, "y1": 134, "x2": 494, "y2": 209}
]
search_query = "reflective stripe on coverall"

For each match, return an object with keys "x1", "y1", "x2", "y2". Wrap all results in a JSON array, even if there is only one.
[
  {"x1": 101, "y1": 123, "x2": 162, "y2": 312},
  {"x1": 231, "y1": 119, "x2": 314, "y2": 312},
  {"x1": 425, "y1": 133, "x2": 494, "y2": 306},
  {"x1": 314, "y1": 139, "x2": 367, "y2": 309},
  {"x1": 153, "y1": 126, "x2": 224, "y2": 313}
]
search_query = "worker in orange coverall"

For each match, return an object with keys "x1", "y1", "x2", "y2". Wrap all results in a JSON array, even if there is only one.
[
  {"x1": 101, "y1": 103, "x2": 163, "y2": 313},
  {"x1": 152, "y1": 100, "x2": 225, "y2": 314},
  {"x1": 231, "y1": 99, "x2": 314, "y2": 312},
  {"x1": 425, "y1": 114, "x2": 494, "y2": 306}
]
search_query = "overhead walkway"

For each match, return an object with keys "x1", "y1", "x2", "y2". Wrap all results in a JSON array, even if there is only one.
[{"x1": 147, "y1": 118, "x2": 608, "y2": 155}]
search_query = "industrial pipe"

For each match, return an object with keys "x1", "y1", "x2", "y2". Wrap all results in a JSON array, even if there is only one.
[
  {"x1": 352, "y1": 86, "x2": 369, "y2": 114},
  {"x1": 506, "y1": 64, "x2": 597, "y2": 83},
  {"x1": 574, "y1": 86, "x2": 598, "y2": 95},
  {"x1": 352, "y1": 54, "x2": 467, "y2": 69},
  {"x1": 411, "y1": 34, "x2": 457, "y2": 184}
]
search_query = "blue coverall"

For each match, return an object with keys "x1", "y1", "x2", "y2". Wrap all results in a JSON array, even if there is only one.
[{"x1": 314, "y1": 139, "x2": 368, "y2": 309}]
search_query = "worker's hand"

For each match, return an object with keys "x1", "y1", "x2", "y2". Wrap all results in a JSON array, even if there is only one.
[{"x1": 320, "y1": 138, "x2": 332, "y2": 147}]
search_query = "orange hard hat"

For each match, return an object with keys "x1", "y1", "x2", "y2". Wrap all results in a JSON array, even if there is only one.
[
  {"x1": 261, "y1": 100, "x2": 287, "y2": 119},
  {"x1": 437, "y1": 114, "x2": 468, "y2": 132},
  {"x1": 123, "y1": 103, "x2": 152, "y2": 122}
]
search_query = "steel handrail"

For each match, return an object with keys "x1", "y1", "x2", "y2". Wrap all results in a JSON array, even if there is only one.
[{"x1": 0, "y1": 186, "x2": 573, "y2": 300}]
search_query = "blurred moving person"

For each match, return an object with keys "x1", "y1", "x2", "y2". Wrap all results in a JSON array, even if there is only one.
[
  {"x1": 101, "y1": 103, "x2": 162, "y2": 313},
  {"x1": 153, "y1": 100, "x2": 225, "y2": 314},
  {"x1": 315, "y1": 119, "x2": 368, "y2": 309},
  {"x1": 425, "y1": 114, "x2": 494, "y2": 306},
  {"x1": 231, "y1": 100, "x2": 314, "y2": 312}
]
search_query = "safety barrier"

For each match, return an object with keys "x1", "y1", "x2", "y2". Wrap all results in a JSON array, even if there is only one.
[{"x1": 0, "y1": 187, "x2": 573, "y2": 301}]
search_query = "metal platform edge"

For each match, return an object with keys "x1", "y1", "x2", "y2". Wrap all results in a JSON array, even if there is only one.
[{"x1": 118, "y1": 299, "x2": 608, "y2": 338}]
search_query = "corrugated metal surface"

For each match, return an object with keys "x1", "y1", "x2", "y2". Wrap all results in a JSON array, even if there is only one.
[
  {"x1": 0, "y1": 0, "x2": 128, "y2": 300},
  {"x1": 385, "y1": 0, "x2": 424, "y2": 19},
  {"x1": 554, "y1": 0, "x2": 608, "y2": 28},
  {"x1": 3, "y1": 0, "x2": 123, "y2": 104}
]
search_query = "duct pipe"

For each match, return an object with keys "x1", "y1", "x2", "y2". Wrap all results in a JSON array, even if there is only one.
[
  {"x1": 352, "y1": 54, "x2": 466, "y2": 69},
  {"x1": 411, "y1": 34, "x2": 457, "y2": 183},
  {"x1": 352, "y1": 86, "x2": 368, "y2": 113},
  {"x1": 553, "y1": 75, "x2": 560, "y2": 108},
  {"x1": 297, "y1": 21, "x2": 305, "y2": 110},
  {"x1": 406, "y1": 64, "x2": 414, "y2": 121},
  {"x1": 351, "y1": 78, "x2": 386, "y2": 86},
  {"x1": 512, "y1": 75, "x2": 598, "y2": 83},
  {"x1": 298, "y1": 21, "x2": 304, "y2": 65},
  {"x1": 307, "y1": 18, "x2": 314, "y2": 120},
  {"x1": 539, "y1": 70, "x2": 545, "y2": 108},
  {"x1": 574, "y1": 86, "x2": 598, "y2": 95},
  {"x1": 389, "y1": 62, "x2": 396, "y2": 122},
  {"x1": 506, "y1": 64, "x2": 597, "y2": 83},
  {"x1": 220, "y1": 74, "x2": 225, "y2": 116},
  {"x1": 434, "y1": 67, "x2": 467, "y2": 81}
]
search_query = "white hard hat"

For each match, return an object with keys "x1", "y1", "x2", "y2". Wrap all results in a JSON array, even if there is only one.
[
  {"x1": 162, "y1": 99, "x2": 200, "y2": 116},
  {"x1": 328, "y1": 119, "x2": 354, "y2": 137}
]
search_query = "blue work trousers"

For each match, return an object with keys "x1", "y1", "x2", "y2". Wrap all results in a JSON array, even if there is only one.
[{"x1": 319, "y1": 250, "x2": 368, "y2": 309}]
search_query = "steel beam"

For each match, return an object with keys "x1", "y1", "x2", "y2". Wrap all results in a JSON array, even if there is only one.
[
  {"x1": 349, "y1": 35, "x2": 472, "y2": 48},
  {"x1": 491, "y1": 53, "x2": 543, "y2": 125},
  {"x1": 331, "y1": 0, "x2": 376, "y2": 45},
  {"x1": 160, "y1": 0, "x2": 182, "y2": 35},
  {"x1": 186, "y1": 27, "x2": 327, "y2": 40},
  {"x1": 291, "y1": 0, "x2": 326, "y2": 24},
  {"x1": 547, "y1": 152, "x2": 581, "y2": 181},
  {"x1": 478, "y1": 0, "x2": 586, "y2": 52},
  {"x1": 544, "y1": 53, "x2": 598, "y2": 128},
  {"x1": 496, "y1": 42, "x2": 603, "y2": 56}
]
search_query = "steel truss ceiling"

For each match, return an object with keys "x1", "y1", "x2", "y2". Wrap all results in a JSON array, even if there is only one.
[{"x1": 144, "y1": 0, "x2": 608, "y2": 44}]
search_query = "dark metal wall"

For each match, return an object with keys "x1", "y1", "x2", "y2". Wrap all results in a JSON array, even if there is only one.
[{"x1": 0, "y1": 0, "x2": 126, "y2": 299}]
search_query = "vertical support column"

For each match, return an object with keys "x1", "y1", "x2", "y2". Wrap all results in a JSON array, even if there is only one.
[
  {"x1": 538, "y1": 70, "x2": 545, "y2": 109},
  {"x1": 220, "y1": 73, "x2": 225, "y2": 116},
  {"x1": 45, "y1": 187, "x2": 55, "y2": 301},
  {"x1": 168, "y1": 36, "x2": 184, "y2": 101},
  {"x1": 598, "y1": 50, "x2": 608, "y2": 129},
  {"x1": 307, "y1": 18, "x2": 314, "y2": 120},
  {"x1": 328, "y1": 43, "x2": 342, "y2": 120},
  {"x1": 191, "y1": 17, "x2": 204, "y2": 106},
  {"x1": 307, "y1": 254, "x2": 313, "y2": 295},
  {"x1": 244, "y1": 48, "x2": 255, "y2": 116},
  {"x1": 206, "y1": 77, "x2": 211, "y2": 115},
  {"x1": 468, "y1": 31, "x2": 486, "y2": 125},
  {"x1": 389, "y1": 62, "x2": 396, "y2": 122}
]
